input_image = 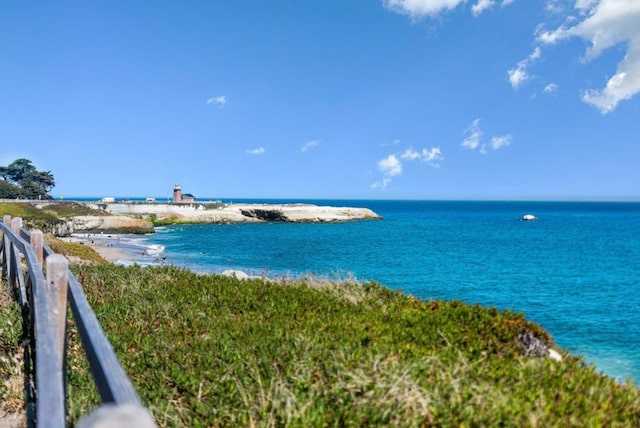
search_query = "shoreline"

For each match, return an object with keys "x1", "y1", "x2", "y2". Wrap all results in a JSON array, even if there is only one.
[
  {"x1": 45, "y1": 201, "x2": 382, "y2": 236},
  {"x1": 60, "y1": 233, "x2": 166, "y2": 265}
]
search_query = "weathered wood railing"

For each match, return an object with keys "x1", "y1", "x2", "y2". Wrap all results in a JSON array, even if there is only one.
[{"x1": 0, "y1": 216, "x2": 155, "y2": 427}]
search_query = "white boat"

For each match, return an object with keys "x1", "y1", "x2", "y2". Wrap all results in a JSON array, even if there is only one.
[{"x1": 521, "y1": 214, "x2": 537, "y2": 221}]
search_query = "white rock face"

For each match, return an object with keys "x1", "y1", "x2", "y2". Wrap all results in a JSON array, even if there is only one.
[
  {"x1": 221, "y1": 270, "x2": 250, "y2": 280},
  {"x1": 548, "y1": 348, "x2": 563, "y2": 362},
  {"x1": 103, "y1": 203, "x2": 382, "y2": 224},
  {"x1": 62, "y1": 215, "x2": 153, "y2": 234}
]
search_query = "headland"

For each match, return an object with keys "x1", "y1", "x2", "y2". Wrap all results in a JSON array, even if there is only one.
[{"x1": 54, "y1": 201, "x2": 382, "y2": 235}]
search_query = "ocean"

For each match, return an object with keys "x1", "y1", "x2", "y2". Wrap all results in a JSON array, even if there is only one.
[{"x1": 124, "y1": 200, "x2": 640, "y2": 384}]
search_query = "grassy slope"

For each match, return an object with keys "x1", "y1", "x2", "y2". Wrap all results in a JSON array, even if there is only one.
[
  {"x1": 0, "y1": 201, "x2": 104, "y2": 220},
  {"x1": 0, "y1": 201, "x2": 154, "y2": 235},
  {"x1": 0, "y1": 201, "x2": 106, "y2": 233},
  {"x1": 64, "y1": 265, "x2": 640, "y2": 427},
  {"x1": 0, "y1": 282, "x2": 22, "y2": 415},
  {"x1": 0, "y1": 236, "x2": 107, "y2": 418},
  {"x1": 44, "y1": 236, "x2": 109, "y2": 265},
  {"x1": 1, "y1": 213, "x2": 639, "y2": 425}
]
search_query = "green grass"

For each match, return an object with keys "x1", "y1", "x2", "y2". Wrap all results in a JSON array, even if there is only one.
[
  {"x1": 60, "y1": 265, "x2": 640, "y2": 427},
  {"x1": 45, "y1": 236, "x2": 109, "y2": 265},
  {"x1": 39, "y1": 202, "x2": 106, "y2": 218},
  {"x1": 0, "y1": 278, "x2": 23, "y2": 415},
  {"x1": 0, "y1": 201, "x2": 60, "y2": 226},
  {"x1": 149, "y1": 213, "x2": 182, "y2": 227}
]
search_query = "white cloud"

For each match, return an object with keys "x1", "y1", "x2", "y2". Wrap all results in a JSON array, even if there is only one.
[
  {"x1": 529, "y1": 46, "x2": 542, "y2": 60},
  {"x1": 372, "y1": 154, "x2": 402, "y2": 189},
  {"x1": 245, "y1": 146, "x2": 266, "y2": 155},
  {"x1": 378, "y1": 154, "x2": 403, "y2": 177},
  {"x1": 371, "y1": 178, "x2": 393, "y2": 190},
  {"x1": 507, "y1": 64, "x2": 529, "y2": 89},
  {"x1": 491, "y1": 134, "x2": 512, "y2": 150},
  {"x1": 472, "y1": 0, "x2": 495, "y2": 17},
  {"x1": 422, "y1": 147, "x2": 444, "y2": 165},
  {"x1": 537, "y1": 0, "x2": 640, "y2": 113},
  {"x1": 400, "y1": 148, "x2": 421, "y2": 161},
  {"x1": 372, "y1": 145, "x2": 443, "y2": 189},
  {"x1": 383, "y1": 0, "x2": 465, "y2": 18},
  {"x1": 545, "y1": 0, "x2": 563, "y2": 14},
  {"x1": 507, "y1": 47, "x2": 542, "y2": 89},
  {"x1": 536, "y1": 25, "x2": 567, "y2": 44},
  {"x1": 576, "y1": 0, "x2": 599, "y2": 11},
  {"x1": 462, "y1": 118, "x2": 482, "y2": 149},
  {"x1": 401, "y1": 147, "x2": 443, "y2": 166},
  {"x1": 463, "y1": 119, "x2": 512, "y2": 154},
  {"x1": 382, "y1": 0, "x2": 640, "y2": 113},
  {"x1": 301, "y1": 140, "x2": 320, "y2": 153},
  {"x1": 384, "y1": 0, "x2": 515, "y2": 19},
  {"x1": 206, "y1": 96, "x2": 227, "y2": 108},
  {"x1": 544, "y1": 83, "x2": 559, "y2": 93}
]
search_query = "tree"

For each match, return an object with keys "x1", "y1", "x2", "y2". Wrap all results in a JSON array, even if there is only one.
[
  {"x1": 4, "y1": 158, "x2": 35, "y2": 182},
  {"x1": 0, "y1": 158, "x2": 55, "y2": 199},
  {"x1": 0, "y1": 179, "x2": 20, "y2": 198}
]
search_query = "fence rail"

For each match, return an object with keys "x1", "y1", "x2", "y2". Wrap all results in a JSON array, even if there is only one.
[{"x1": 0, "y1": 216, "x2": 155, "y2": 427}]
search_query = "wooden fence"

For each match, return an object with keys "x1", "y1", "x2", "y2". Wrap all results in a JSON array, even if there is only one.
[{"x1": 0, "y1": 216, "x2": 155, "y2": 427}]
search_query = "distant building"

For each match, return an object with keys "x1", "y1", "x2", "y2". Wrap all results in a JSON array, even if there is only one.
[
  {"x1": 173, "y1": 184, "x2": 195, "y2": 203},
  {"x1": 101, "y1": 197, "x2": 115, "y2": 203}
]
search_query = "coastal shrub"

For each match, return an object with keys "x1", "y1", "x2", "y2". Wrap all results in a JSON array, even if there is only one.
[
  {"x1": 40, "y1": 202, "x2": 105, "y2": 218},
  {"x1": 103, "y1": 225, "x2": 155, "y2": 235},
  {"x1": 150, "y1": 213, "x2": 181, "y2": 226},
  {"x1": 63, "y1": 265, "x2": 640, "y2": 427},
  {"x1": 0, "y1": 201, "x2": 60, "y2": 229},
  {"x1": 0, "y1": 280, "x2": 23, "y2": 414},
  {"x1": 44, "y1": 236, "x2": 109, "y2": 265},
  {"x1": 0, "y1": 201, "x2": 105, "y2": 233}
]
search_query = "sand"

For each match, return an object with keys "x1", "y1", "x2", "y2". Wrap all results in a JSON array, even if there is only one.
[{"x1": 59, "y1": 235, "x2": 134, "y2": 264}]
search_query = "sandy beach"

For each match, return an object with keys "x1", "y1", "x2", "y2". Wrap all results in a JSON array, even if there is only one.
[
  {"x1": 60, "y1": 234, "x2": 163, "y2": 265},
  {"x1": 52, "y1": 202, "x2": 381, "y2": 267}
]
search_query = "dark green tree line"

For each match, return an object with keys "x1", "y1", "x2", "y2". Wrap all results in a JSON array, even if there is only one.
[{"x1": 0, "y1": 158, "x2": 55, "y2": 199}]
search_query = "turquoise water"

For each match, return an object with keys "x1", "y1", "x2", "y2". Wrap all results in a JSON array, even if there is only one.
[{"x1": 137, "y1": 200, "x2": 640, "y2": 384}]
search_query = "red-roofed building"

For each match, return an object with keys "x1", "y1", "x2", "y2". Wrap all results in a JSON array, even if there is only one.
[{"x1": 173, "y1": 184, "x2": 195, "y2": 203}]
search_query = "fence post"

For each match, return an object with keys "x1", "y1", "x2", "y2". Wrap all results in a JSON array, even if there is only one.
[
  {"x1": 77, "y1": 403, "x2": 156, "y2": 428},
  {"x1": 8, "y1": 217, "x2": 22, "y2": 286},
  {"x1": 30, "y1": 230, "x2": 44, "y2": 267},
  {"x1": 10, "y1": 217, "x2": 22, "y2": 234},
  {"x1": 1, "y1": 215, "x2": 10, "y2": 279},
  {"x1": 45, "y1": 254, "x2": 69, "y2": 363}
]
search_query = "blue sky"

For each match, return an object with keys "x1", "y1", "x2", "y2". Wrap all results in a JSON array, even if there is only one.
[{"x1": 1, "y1": 0, "x2": 639, "y2": 200}]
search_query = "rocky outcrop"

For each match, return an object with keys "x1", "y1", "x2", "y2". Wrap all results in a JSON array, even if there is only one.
[
  {"x1": 101, "y1": 202, "x2": 382, "y2": 224},
  {"x1": 56, "y1": 216, "x2": 154, "y2": 236},
  {"x1": 52, "y1": 203, "x2": 381, "y2": 234},
  {"x1": 517, "y1": 331, "x2": 549, "y2": 357},
  {"x1": 2, "y1": 201, "x2": 381, "y2": 235},
  {"x1": 240, "y1": 209, "x2": 290, "y2": 222},
  {"x1": 232, "y1": 204, "x2": 381, "y2": 223},
  {"x1": 517, "y1": 331, "x2": 562, "y2": 361}
]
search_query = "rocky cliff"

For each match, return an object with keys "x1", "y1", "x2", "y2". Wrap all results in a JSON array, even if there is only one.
[
  {"x1": 100, "y1": 202, "x2": 382, "y2": 225},
  {"x1": 54, "y1": 215, "x2": 154, "y2": 235}
]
